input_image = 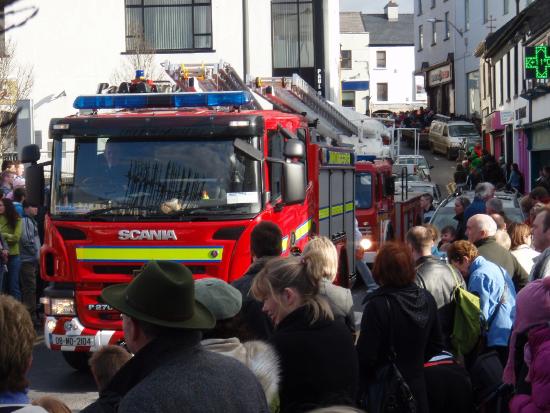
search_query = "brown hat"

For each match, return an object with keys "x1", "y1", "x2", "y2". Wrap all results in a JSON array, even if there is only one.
[{"x1": 100, "y1": 261, "x2": 215, "y2": 329}]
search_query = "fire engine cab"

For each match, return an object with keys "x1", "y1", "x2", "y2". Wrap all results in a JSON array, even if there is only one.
[{"x1": 22, "y1": 83, "x2": 356, "y2": 370}]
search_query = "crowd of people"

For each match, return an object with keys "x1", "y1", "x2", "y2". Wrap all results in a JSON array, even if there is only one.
[
  {"x1": 0, "y1": 159, "x2": 42, "y2": 329},
  {"x1": 2, "y1": 177, "x2": 550, "y2": 412}
]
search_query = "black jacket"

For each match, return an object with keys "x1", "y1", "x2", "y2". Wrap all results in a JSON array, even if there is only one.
[
  {"x1": 271, "y1": 306, "x2": 359, "y2": 413},
  {"x1": 474, "y1": 237, "x2": 527, "y2": 291},
  {"x1": 357, "y1": 285, "x2": 444, "y2": 413},
  {"x1": 232, "y1": 257, "x2": 275, "y2": 340},
  {"x1": 81, "y1": 333, "x2": 268, "y2": 413},
  {"x1": 415, "y1": 256, "x2": 465, "y2": 349},
  {"x1": 454, "y1": 212, "x2": 467, "y2": 240}
]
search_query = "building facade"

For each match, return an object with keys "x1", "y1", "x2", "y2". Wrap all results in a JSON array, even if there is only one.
[
  {"x1": 480, "y1": 0, "x2": 550, "y2": 191},
  {"x1": 414, "y1": 0, "x2": 533, "y2": 117},
  {"x1": 340, "y1": 2, "x2": 425, "y2": 115},
  {"x1": 5, "y1": 0, "x2": 341, "y2": 159}
]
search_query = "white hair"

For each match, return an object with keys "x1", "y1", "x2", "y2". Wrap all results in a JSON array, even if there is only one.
[
  {"x1": 475, "y1": 182, "x2": 495, "y2": 200},
  {"x1": 472, "y1": 214, "x2": 497, "y2": 237}
]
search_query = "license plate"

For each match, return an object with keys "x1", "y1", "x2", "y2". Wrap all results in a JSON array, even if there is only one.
[{"x1": 51, "y1": 335, "x2": 95, "y2": 347}]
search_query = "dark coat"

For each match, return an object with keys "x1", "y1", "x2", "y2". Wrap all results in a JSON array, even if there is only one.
[
  {"x1": 475, "y1": 237, "x2": 528, "y2": 291},
  {"x1": 454, "y1": 212, "x2": 467, "y2": 240},
  {"x1": 81, "y1": 332, "x2": 268, "y2": 413},
  {"x1": 463, "y1": 197, "x2": 486, "y2": 223},
  {"x1": 232, "y1": 257, "x2": 274, "y2": 340},
  {"x1": 415, "y1": 256, "x2": 465, "y2": 349},
  {"x1": 270, "y1": 306, "x2": 359, "y2": 413},
  {"x1": 357, "y1": 285, "x2": 444, "y2": 413}
]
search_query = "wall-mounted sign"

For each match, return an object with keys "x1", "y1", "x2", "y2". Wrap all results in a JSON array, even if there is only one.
[
  {"x1": 501, "y1": 111, "x2": 514, "y2": 124},
  {"x1": 428, "y1": 64, "x2": 452, "y2": 87},
  {"x1": 525, "y1": 46, "x2": 550, "y2": 79}
]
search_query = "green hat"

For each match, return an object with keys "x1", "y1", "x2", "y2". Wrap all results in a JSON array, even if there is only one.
[
  {"x1": 100, "y1": 261, "x2": 215, "y2": 330},
  {"x1": 195, "y1": 278, "x2": 242, "y2": 321}
]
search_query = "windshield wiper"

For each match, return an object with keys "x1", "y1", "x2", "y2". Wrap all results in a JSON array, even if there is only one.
[
  {"x1": 84, "y1": 205, "x2": 158, "y2": 217},
  {"x1": 173, "y1": 204, "x2": 251, "y2": 217}
]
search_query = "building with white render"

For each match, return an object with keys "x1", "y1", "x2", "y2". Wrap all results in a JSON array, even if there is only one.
[
  {"x1": 414, "y1": 0, "x2": 534, "y2": 117},
  {"x1": 3, "y1": 0, "x2": 341, "y2": 159},
  {"x1": 340, "y1": 2, "x2": 425, "y2": 115}
]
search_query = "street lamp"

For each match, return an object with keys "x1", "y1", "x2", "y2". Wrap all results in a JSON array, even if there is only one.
[{"x1": 427, "y1": 17, "x2": 464, "y2": 38}]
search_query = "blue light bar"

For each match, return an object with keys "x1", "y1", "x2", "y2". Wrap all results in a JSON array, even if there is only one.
[{"x1": 73, "y1": 91, "x2": 252, "y2": 110}]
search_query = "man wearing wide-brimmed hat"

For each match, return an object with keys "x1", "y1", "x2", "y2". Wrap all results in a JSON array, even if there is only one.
[{"x1": 81, "y1": 261, "x2": 268, "y2": 413}]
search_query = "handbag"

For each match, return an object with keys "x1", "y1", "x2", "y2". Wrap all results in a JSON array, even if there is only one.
[{"x1": 366, "y1": 297, "x2": 417, "y2": 413}]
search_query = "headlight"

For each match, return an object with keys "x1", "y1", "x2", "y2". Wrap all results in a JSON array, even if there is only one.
[
  {"x1": 43, "y1": 298, "x2": 76, "y2": 316},
  {"x1": 360, "y1": 238, "x2": 373, "y2": 251}
]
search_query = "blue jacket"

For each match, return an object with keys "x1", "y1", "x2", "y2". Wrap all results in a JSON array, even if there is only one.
[
  {"x1": 463, "y1": 197, "x2": 486, "y2": 223},
  {"x1": 467, "y1": 256, "x2": 516, "y2": 347}
]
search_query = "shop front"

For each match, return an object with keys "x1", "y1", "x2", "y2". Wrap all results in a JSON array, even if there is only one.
[
  {"x1": 485, "y1": 111, "x2": 506, "y2": 159},
  {"x1": 527, "y1": 119, "x2": 550, "y2": 190},
  {"x1": 425, "y1": 62, "x2": 454, "y2": 115}
]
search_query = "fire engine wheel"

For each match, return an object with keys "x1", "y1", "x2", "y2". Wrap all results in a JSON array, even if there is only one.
[{"x1": 62, "y1": 351, "x2": 91, "y2": 372}]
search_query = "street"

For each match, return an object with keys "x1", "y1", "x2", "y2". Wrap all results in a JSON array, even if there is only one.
[{"x1": 27, "y1": 144, "x2": 458, "y2": 412}]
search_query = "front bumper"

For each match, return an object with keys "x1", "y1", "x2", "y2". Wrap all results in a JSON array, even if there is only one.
[{"x1": 44, "y1": 316, "x2": 124, "y2": 352}]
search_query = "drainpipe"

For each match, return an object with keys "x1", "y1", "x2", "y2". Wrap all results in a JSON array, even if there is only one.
[{"x1": 242, "y1": 0, "x2": 248, "y2": 81}]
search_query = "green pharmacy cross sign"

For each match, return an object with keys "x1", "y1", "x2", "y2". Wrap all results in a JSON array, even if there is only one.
[{"x1": 525, "y1": 45, "x2": 550, "y2": 79}]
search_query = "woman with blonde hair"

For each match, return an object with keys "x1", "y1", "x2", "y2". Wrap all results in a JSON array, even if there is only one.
[
  {"x1": 508, "y1": 222, "x2": 540, "y2": 275},
  {"x1": 302, "y1": 236, "x2": 354, "y2": 331},
  {"x1": 252, "y1": 255, "x2": 359, "y2": 413}
]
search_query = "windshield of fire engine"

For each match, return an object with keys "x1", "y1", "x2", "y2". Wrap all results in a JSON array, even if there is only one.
[{"x1": 51, "y1": 137, "x2": 261, "y2": 218}]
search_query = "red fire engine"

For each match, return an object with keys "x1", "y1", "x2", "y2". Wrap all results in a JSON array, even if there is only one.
[
  {"x1": 354, "y1": 159, "x2": 424, "y2": 264},
  {"x1": 22, "y1": 82, "x2": 356, "y2": 369}
]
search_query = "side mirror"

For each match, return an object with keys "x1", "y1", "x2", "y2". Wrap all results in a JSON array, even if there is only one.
[
  {"x1": 282, "y1": 162, "x2": 306, "y2": 204},
  {"x1": 283, "y1": 139, "x2": 305, "y2": 159},
  {"x1": 20, "y1": 144, "x2": 41, "y2": 164},
  {"x1": 25, "y1": 164, "x2": 45, "y2": 207},
  {"x1": 384, "y1": 175, "x2": 395, "y2": 197}
]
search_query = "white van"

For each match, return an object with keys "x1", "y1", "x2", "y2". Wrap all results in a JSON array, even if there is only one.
[{"x1": 428, "y1": 119, "x2": 481, "y2": 160}]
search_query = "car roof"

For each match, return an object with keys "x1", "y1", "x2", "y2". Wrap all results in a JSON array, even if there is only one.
[
  {"x1": 438, "y1": 190, "x2": 520, "y2": 209},
  {"x1": 431, "y1": 120, "x2": 475, "y2": 126}
]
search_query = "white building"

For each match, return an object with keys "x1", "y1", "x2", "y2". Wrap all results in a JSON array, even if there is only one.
[
  {"x1": 414, "y1": 0, "x2": 534, "y2": 117},
  {"x1": 4, "y1": 0, "x2": 341, "y2": 158},
  {"x1": 340, "y1": 2, "x2": 425, "y2": 115}
]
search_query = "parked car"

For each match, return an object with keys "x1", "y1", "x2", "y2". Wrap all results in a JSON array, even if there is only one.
[
  {"x1": 392, "y1": 155, "x2": 432, "y2": 181},
  {"x1": 395, "y1": 180, "x2": 442, "y2": 204},
  {"x1": 429, "y1": 190, "x2": 525, "y2": 232},
  {"x1": 428, "y1": 119, "x2": 481, "y2": 160}
]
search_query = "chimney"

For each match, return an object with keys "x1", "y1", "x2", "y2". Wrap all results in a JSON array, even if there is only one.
[{"x1": 384, "y1": 1, "x2": 399, "y2": 21}]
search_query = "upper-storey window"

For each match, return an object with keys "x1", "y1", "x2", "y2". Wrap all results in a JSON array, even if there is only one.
[{"x1": 125, "y1": 0, "x2": 212, "y2": 53}]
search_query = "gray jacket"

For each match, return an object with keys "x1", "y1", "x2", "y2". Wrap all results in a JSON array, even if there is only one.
[
  {"x1": 20, "y1": 216, "x2": 40, "y2": 263},
  {"x1": 117, "y1": 334, "x2": 269, "y2": 413}
]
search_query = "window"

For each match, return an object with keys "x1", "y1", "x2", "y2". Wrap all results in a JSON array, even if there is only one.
[
  {"x1": 272, "y1": 0, "x2": 314, "y2": 69},
  {"x1": 504, "y1": 0, "x2": 509, "y2": 14},
  {"x1": 467, "y1": 71, "x2": 480, "y2": 116},
  {"x1": 465, "y1": 0, "x2": 470, "y2": 31},
  {"x1": 514, "y1": 45, "x2": 519, "y2": 96},
  {"x1": 341, "y1": 50, "x2": 352, "y2": 69},
  {"x1": 506, "y1": 52, "x2": 511, "y2": 101},
  {"x1": 431, "y1": 21, "x2": 437, "y2": 45},
  {"x1": 483, "y1": 0, "x2": 489, "y2": 23},
  {"x1": 376, "y1": 51, "x2": 387, "y2": 68},
  {"x1": 377, "y1": 83, "x2": 388, "y2": 101},
  {"x1": 0, "y1": 3, "x2": 4, "y2": 56},
  {"x1": 500, "y1": 60, "x2": 504, "y2": 105},
  {"x1": 444, "y1": 12, "x2": 450, "y2": 40},
  {"x1": 431, "y1": 0, "x2": 435, "y2": 8},
  {"x1": 417, "y1": 0, "x2": 422, "y2": 16},
  {"x1": 418, "y1": 25, "x2": 424, "y2": 50},
  {"x1": 342, "y1": 91, "x2": 355, "y2": 108},
  {"x1": 124, "y1": 0, "x2": 212, "y2": 52}
]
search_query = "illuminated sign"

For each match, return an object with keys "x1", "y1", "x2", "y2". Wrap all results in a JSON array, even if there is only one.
[
  {"x1": 326, "y1": 150, "x2": 352, "y2": 165},
  {"x1": 525, "y1": 46, "x2": 550, "y2": 79}
]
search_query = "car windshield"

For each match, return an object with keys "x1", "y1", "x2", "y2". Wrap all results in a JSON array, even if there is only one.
[
  {"x1": 430, "y1": 204, "x2": 525, "y2": 231},
  {"x1": 449, "y1": 125, "x2": 478, "y2": 136},
  {"x1": 396, "y1": 157, "x2": 429, "y2": 168},
  {"x1": 51, "y1": 136, "x2": 261, "y2": 218},
  {"x1": 355, "y1": 173, "x2": 373, "y2": 209}
]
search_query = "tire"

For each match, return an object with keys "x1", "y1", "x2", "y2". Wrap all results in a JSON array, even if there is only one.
[
  {"x1": 446, "y1": 148, "x2": 454, "y2": 161},
  {"x1": 62, "y1": 351, "x2": 91, "y2": 372}
]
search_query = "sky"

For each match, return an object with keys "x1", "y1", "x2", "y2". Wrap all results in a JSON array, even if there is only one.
[{"x1": 340, "y1": 0, "x2": 413, "y2": 13}]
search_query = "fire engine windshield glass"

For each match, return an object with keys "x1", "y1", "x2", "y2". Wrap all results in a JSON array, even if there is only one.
[
  {"x1": 355, "y1": 173, "x2": 373, "y2": 209},
  {"x1": 51, "y1": 137, "x2": 261, "y2": 217}
]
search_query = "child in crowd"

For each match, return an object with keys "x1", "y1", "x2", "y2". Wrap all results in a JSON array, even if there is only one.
[
  {"x1": 89, "y1": 345, "x2": 133, "y2": 393},
  {"x1": 438, "y1": 226, "x2": 457, "y2": 254}
]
